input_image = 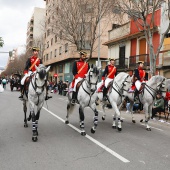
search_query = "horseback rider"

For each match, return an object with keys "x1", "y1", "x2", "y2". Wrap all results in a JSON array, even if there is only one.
[
  {"x1": 18, "y1": 47, "x2": 51, "y2": 100},
  {"x1": 71, "y1": 51, "x2": 90, "y2": 104},
  {"x1": 133, "y1": 61, "x2": 147, "y2": 100},
  {"x1": 101, "y1": 57, "x2": 117, "y2": 101}
]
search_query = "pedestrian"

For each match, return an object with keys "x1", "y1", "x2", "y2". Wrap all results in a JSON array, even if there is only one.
[{"x1": 71, "y1": 51, "x2": 89, "y2": 104}]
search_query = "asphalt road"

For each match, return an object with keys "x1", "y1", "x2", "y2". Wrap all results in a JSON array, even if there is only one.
[{"x1": 0, "y1": 84, "x2": 170, "y2": 170}]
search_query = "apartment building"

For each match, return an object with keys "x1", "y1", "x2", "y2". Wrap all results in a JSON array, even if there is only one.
[
  {"x1": 103, "y1": 1, "x2": 170, "y2": 78},
  {"x1": 26, "y1": 7, "x2": 46, "y2": 55},
  {"x1": 43, "y1": 0, "x2": 121, "y2": 83}
]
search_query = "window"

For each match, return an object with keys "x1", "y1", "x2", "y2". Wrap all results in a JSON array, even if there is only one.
[
  {"x1": 50, "y1": 51, "x2": 52, "y2": 59},
  {"x1": 47, "y1": 29, "x2": 50, "y2": 36},
  {"x1": 59, "y1": 46, "x2": 62, "y2": 55},
  {"x1": 47, "y1": 41, "x2": 49, "y2": 48},
  {"x1": 58, "y1": 65, "x2": 63, "y2": 73},
  {"x1": 55, "y1": 35, "x2": 57, "y2": 42},
  {"x1": 46, "y1": 54, "x2": 48, "y2": 61},
  {"x1": 60, "y1": 31, "x2": 62, "y2": 39},
  {"x1": 65, "y1": 43, "x2": 68, "y2": 52},
  {"x1": 54, "y1": 49, "x2": 57, "y2": 57},
  {"x1": 51, "y1": 38, "x2": 53, "y2": 46}
]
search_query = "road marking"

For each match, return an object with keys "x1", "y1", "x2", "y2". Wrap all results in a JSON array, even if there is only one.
[
  {"x1": 43, "y1": 107, "x2": 130, "y2": 163},
  {"x1": 140, "y1": 123, "x2": 163, "y2": 131}
]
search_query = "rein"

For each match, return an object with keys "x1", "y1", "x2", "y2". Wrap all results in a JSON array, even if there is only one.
[
  {"x1": 30, "y1": 72, "x2": 47, "y2": 105},
  {"x1": 140, "y1": 78, "x2": 166, "y2": 100},
  {"x1": 81, "y1": 71, "x2": 99, "y2": 106}
]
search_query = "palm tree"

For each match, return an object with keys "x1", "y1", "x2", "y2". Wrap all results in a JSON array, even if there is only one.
[{"x1": 0, "y1": 37, "x2": 4, "y2": 47}]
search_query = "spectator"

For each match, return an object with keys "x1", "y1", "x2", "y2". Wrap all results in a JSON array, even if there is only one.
[
  {"x1": 151, "y1": 92, "x2": 164, "y2": 119},
  {"x1": 58, "y1": 80, "x2": 63, "y2": 95},
  {"x1": 125, "y1": 97, "x2": 140, "y2": 113},
  {"x1": 2, "y1": 77, "x2": 7, "y2": 89}
]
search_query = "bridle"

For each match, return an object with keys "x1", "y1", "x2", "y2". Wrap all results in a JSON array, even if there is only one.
[
  {"x1": 81, "y1": 68, "x2": 99, "y2": 105},
  {"x1": 143, "y1": 78, "x2": 166, "y2": 100},
  {"x1": 30, "y1": 71, "x2": 47, "y2": 95},
  {"x1": 112, "y1": 74, "x2": 131, "y2": 97}
]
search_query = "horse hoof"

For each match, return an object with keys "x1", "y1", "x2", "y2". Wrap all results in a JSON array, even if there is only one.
[
  {"x1": 146, "y1": 128, "x2": 151, "y2": 131},
  {"x1": 121, "y1": 119, "x2": 123, "y2": 122},
  {"x1": 32, "y1": 136, "x2": 38, "y2": 142},
  {"x1": 27, "y1": 117, "x2": 31, "y2": 121},
  {"x1": 81, "y1": 132, "x2": 86, "y2": 136},
  {"x1": 24, "y1": 124, "x2": 28, "y2": 127},
  {"x1": 65, "y1": 120, "x2": 69, "y2": 124},
  {"x1": 112, "y1": 126, "x2": 116, "y2": 129},
  {"x1": 91, "y1": 128, "x2": 95, "y2": 134},
  {"x1": 117, "y1": 127, "x2": 122, "y2": 131},
  {"x1": 132, "y1": 120, "x2": 136, "y2": 123},
  {"x1": 140, "y1": 119, "x2": 143, "y2": 122},
  {"x1": 102, "y1": 116, "x2": 105, "y2": 121}
]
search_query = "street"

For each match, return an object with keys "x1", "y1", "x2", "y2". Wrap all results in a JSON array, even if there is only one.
[{"x1": 0, "y1": 84, "x2": 170, "y2": 170}]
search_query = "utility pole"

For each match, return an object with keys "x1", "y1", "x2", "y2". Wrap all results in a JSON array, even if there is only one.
[{"x1": 97, "y1": 0, "x2": 101, "y2": 67}]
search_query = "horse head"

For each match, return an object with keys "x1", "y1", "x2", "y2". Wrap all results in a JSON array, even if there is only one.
[
  {"x1": 86, "y1": 64, "x2": 99, "y2": 92},
  {"x1": 34, "y1": 64, "x2": 50, "y2": 95}
]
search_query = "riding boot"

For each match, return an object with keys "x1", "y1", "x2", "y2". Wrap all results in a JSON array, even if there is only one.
[
  {"x1": 18, "y1": 85, "x2": 24, "y2": 99},
  {"x1": 71, "y1": 91, "x2": 77, "y2": 104},
  {"x1": 134, "y1": 89, "x2": 138, "y2": 102},
  {"x1": 103, "y1": 87, "x2": 108, "y2": 101}
]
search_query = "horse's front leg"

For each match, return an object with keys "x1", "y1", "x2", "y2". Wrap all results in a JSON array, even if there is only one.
[
  {"x1": 110, "y1": 101, "x2": 122, "y2": 131},
  {"x1": 79, "y1": 106, "x2": 86, "y2": 136},
  {"x1": 23, "y1": 100, "x2": 28, "y2": 127},
  {"x1": 65, "y1": 99, "x2": 75, "y2": 124},
  {"x1": 143, "y1": 104, "x2": 151, "y2": 131},
  {"x1": 89, "y1": 103, "x2": 98, "y2": 134},
  {"x1": 29, "y1": 102, "x2": 38, "y2": 142}
]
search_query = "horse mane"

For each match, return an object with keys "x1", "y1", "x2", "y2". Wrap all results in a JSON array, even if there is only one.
[
  {"x1": 114, "y1": 72, "x2": 128, "y2": 83},
  {"x1": 148, "y1": 75, "x2": 165, "y2": 85}
]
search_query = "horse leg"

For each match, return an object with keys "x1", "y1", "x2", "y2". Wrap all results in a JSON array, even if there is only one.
[
  {"x1": 130, "y1": 101, "x2": 136, "y2": 123},
  {"x1": 101, "y1": 103, "x2": 107, "y2": 120},
  {"x1": 145, "y1": 105, "x2": 152, "y2": 131},
  {"x1": 111, "y1": 102, "x2": 122, "y2": 131},
  {"x1": 89, "y1": 103, "x2": 98, "y2": 134},
  {"x1": 79, "y1": 106, "x2": 86, "y2": 136},
  {"x1": 31, "y1": 111, "x2": 38, "y2": 142},
  {"x1": 141, "y1": 104, "x2": 151, "y2": 131},
  {"x1": 23, "y1": 100, "x2": 28, "y2": 127},
  {"x1": 65, "y1": 101, "x2": 73, "y2": 124}
]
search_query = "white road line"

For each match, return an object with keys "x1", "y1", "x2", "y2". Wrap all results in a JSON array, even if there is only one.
[
  {"x1": 43, "y1": 107, "x2": 130, "y2": 163},
  {"x1": 140, "y1": 123, "x2": 163, "y2": 131}
]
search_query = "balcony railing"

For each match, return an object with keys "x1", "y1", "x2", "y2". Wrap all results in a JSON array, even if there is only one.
[
  {"x1": 129, "y1": 54, "x2": 149, "y2": 67},
  {"x1": 114, "y1": 58, "x2": 128, "y2": 69}
]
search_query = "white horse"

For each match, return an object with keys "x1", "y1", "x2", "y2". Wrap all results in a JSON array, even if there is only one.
[
  {"x1": 96, "y1": 72, "x2": 132, "y2": 131},
  {"x1": 123, "y1": 75, "x2": 167, "y2": 131},
  {"x1": 65, "y1": 64, "x2": 99, "y2": 136},
  {"x1": 23, "y1": 64, "x2": 50, "y2": 142}
]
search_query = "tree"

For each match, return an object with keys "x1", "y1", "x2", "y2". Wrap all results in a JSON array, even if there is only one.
[
  {"x1": 49, "y1": 0, "x2": 117, "y2": 59},
  {"x1": 0, "y1": 37, "x2": 4, "y2": 47},
  {"x1": 116, "y1": 0, "x2": 170, "y2": 76}
]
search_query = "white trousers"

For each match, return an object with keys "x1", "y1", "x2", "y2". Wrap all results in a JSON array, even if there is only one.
[
  {"x1": 104, "y1": 78, "x2": 113, "y2": 88},
  {"x1": 73, "y1": 77, "x2": 83, "y2": 91},
  {"x1": 135, "y1": 80, "x2": 141, "y2": 91},
  {"x1": 21, "y1": 71, "x2": 33, "y2": 85}
]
